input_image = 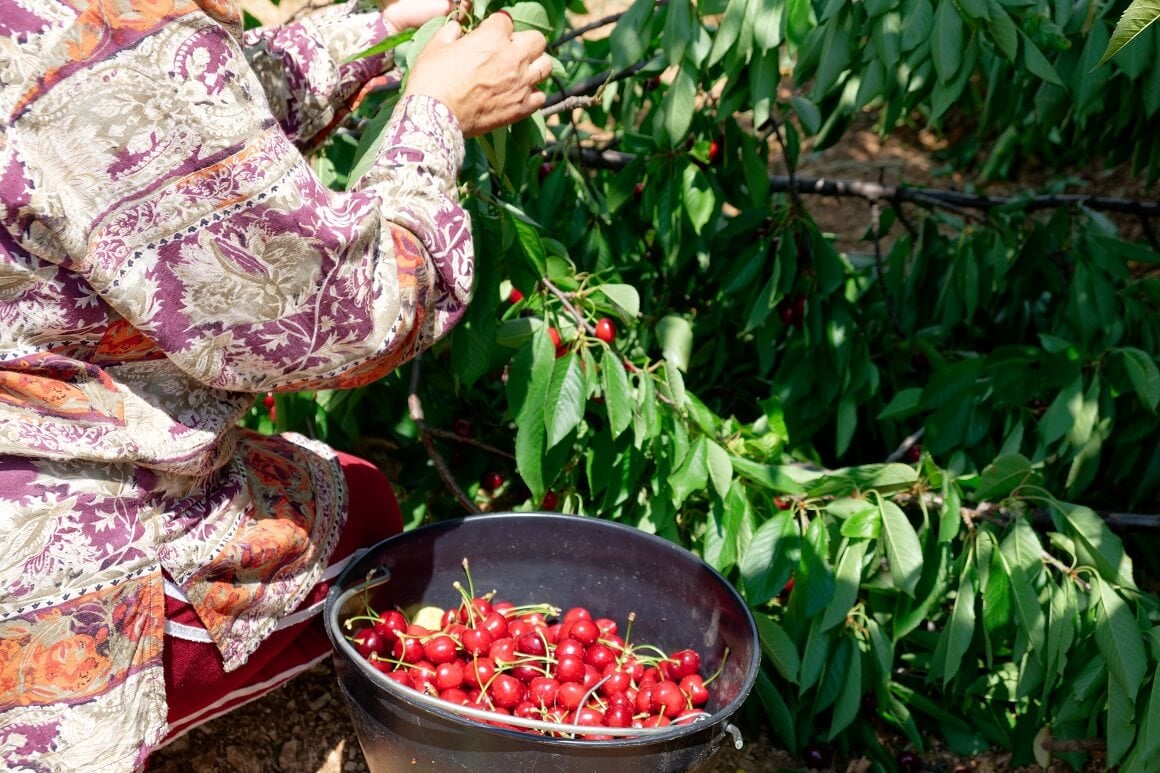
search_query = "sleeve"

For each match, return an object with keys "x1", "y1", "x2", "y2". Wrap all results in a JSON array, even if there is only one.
[
  {"x1": 241, "y1": 2, "x2": 398, "y2": 150},
  {"x1": 52, "y1": 12, "x2": 471, "y2": 394}
]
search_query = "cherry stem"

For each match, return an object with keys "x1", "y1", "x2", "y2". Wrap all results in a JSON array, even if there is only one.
[
  {"x1": 703, "y1": 647, "x2": 730, "y2": 687},
  {"x1": 462, "y1": 559, "x2": 476, "y2": 602},
  {"x1": 452, "y1": 581, "x2": 478, "y2": 626}
]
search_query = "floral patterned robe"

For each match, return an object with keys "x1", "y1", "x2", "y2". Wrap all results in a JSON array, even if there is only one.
[{"x1": 0, "y1": 1, "x2": 471, "y2": 769}]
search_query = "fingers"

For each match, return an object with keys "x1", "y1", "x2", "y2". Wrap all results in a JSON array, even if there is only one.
[
  {"x1": 480, "y1": 9, "x2": 515, "y2": 37},
  {"x1": 529, "y1": 53, "x2": 553, "y2": 83},
  {"x1": 431, "y1": 19, "x2": 463, "y2": 45}
]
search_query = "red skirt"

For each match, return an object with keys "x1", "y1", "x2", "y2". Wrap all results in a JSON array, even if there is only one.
[{"x1": 158, "y1": 451, "x2": 402, "y2": 742}]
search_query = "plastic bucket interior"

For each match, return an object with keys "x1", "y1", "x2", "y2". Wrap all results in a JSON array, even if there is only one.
[{"x1": 324, "y1": 512, "x2": 761, "y2": 773}]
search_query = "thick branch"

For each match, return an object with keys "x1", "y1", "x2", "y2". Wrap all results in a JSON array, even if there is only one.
[{"x1": 555, "y1": 145, "x2": 1160, "y2": 218}]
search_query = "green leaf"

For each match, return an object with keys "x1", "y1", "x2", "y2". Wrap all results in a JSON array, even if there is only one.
[
  {"x1": 754, "y1": 614, "x2": 800, "y2": 682},
  {"x1": 1045, "y1": 580, "x2": 1075, "y2": 682},
  {"x1": 798, "y1": 618, "x2": 832, "y2": 692},
  {"x1": 600, "y1": 349, "x2": 632, "y2": 439},
  {"x1": 1052, "y1": 501, "x2": 1136, "y2": 588},
  {"x1": 739, "y1": 508, "x2": 797, "y2": 604},
  {"x1": 1107, "y1": 671, "x2": 1138, "y2": 767},
  {"x1": 507, "y1": 329, "x2": 556, "y2": 422},
  {"x1": 1038, "y1": 375, "x2": 1082, "y2": 445},
  {"x1": 507, "y1": 2, "x2": 551, "y2": 33},
  {"x1": 940, "y1": 563, "x2": 977, "y2": 686},
  {"x1": 682, "y1": 164, "x2": 715, "y2": 235},
  {"x1": 901, "y1": 0, "x2": 934, "y2": 52},
  {"x1": 707, "y1": 0, "x2": 749, "y2": 66},
  {"x1": 670, "y1": 436, "x2": 709, "y2": 507},
  {"x1": 754, "y1": 672, "x2": 798, "y2": 756},
  {"x1": 839, "y1": 507, "x2": 881, "y2": 539},
  {"x1": 999, "y1": 517, "x2": 1046, "y2": 659},
  {"x1": 828, "y1": 641, "x2": 862, "y2": 739},
  {"x1": 397, "y1": 15, "x2": 448, "y2": 70},
  {"x1": 1094, "y1": 576, "x2": 1148, "y2": 690},
  {"x1": 543, "y1": 354, "x2": 585, "y2": 448},
  {"x1": 598, "y1": 284, "x2": 641, "y2": 320},
  {"x1": 609, "y1": 0, "x2": 655, "y2": 69},
  {"x1": 975, "y1": 453, "x2": 1037, "y2": 500},
  {"x1": 1020, "y1": 31, "x2": 1063, "y2": 85},
  {"x1": 877, "y1": 387, "x2": 923, "y2": 419},
  {"x1": 1139, "y1": 671, "x2": 1160, "y2": 760},
  {"x1": 796, "y1": 515, "x2": 836, "y2": 618},
  {"x1": 986, "y1": 1, "x2": 1017, "y2": 61},
  {"x1": 821, "y1": 539, "x2": 868, "y2": 630},
  {"x1": 931, "y1": 0, "x2": 964, "y2": 82},
  {"x1": 658, "y1": 65, "x2": 697, "y2": 146},
  {"x1": 662, "y1": 0, "x2": 694, "y2": 65},
  {"x1": 656, "y1": 314, "x2": 693, "y2": 372},
  {"x1": 730, "y1": 456, "x2": 815, "y2": 493},
  {"x1": 878, "y1": 498, "x2": 923, "y2": 596},
  {"x1": 706, "y1": 439, "x2": 733, "y2": 499},
  {"x1": 1099, "y1": 0, "x2": 1160, "y2": 64},
  {"x1": 662, "y1": 359, "x2": 687, "y2": 409},
  {"x1": 346, "y1": 28, "x2": 416, "y2": 63},
  {"x1": 1115, "y1": 347, "x2": 1160, "y2": 411}
]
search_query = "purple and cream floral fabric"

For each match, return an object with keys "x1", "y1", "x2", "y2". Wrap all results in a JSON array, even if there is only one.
[{"x1": 0, "y1": 1, "x2": 471, "y2": 768}]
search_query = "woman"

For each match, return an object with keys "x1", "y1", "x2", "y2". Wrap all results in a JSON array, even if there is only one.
[{"x1": 0, "y1": 0, "x2": 551, "y2": 768}]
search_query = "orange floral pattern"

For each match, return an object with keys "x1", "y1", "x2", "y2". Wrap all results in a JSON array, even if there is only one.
[{"x1": 0, "y1": 0, "x2": 469, "y2": 769}]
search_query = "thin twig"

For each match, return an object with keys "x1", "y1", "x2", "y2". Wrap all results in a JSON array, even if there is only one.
[
  {"x1": 408, "y1": 359, "x2": 479, "y2": 514},
  {"x1": 542, "y1": 58, "x2": 656, "y2": 109},
  {"x1": 540, "y1": 276, "x2": 596, "y2": 336},
  {"x1": 551, "y1": 11, "x2": 625, "y2": 47},
  {"x1": 1041, "y1": 551, "x2": 1091, "y2": 592},
  {"x1": 884, "y1": 428, "x2": 924, "y2": 463},
  {"x1": 541, "y1": 95, "x2": 602, "y2": 118},
  {"x1": 425, "y1": 426, "x2": 516, "y2": 461}
]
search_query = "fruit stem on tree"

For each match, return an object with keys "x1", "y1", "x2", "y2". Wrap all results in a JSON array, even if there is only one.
[{"x1": 408, "y1": 358, "x2": 480, "y2": 514}]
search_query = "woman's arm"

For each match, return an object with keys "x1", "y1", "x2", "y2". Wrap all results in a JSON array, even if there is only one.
[{"x1": 241, "y1": 3, "x2": 401, "y2": 150}]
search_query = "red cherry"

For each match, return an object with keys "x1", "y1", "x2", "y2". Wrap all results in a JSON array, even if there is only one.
[
  {"x1": 382, "y1": 668, "x2": 411, "y2": 687},
  {"x1": 267, "y1": 406, "x2": 276, "y2": 423},
  {"x1": 528, "y1": 676, "x2": 559, "y2": 707},
  {"x1": 440, "y1": 687, "x2": 470, "y2": 704},
  {"x1": 554, "y1": 653, "x2": 586, "y2": 683},
  {"x1": 671, "y1": 649, "x2": 701, "y2": 679},
  {"x1": 633, "y1": 181, "x2": 645, "y2": 201},
  {"x1": 599, "y1": 668, "x2": 632, "y2": 697},
  {"x1": 540, "y1": 490, "x2": 559, "y2": 510},
  {"x1": 641, "y1": 75, "x2": 661, "y2": 91},
  {"x1": 479, "y1": 470, "x2": 504, "y2": 493},
  {"x1": 605, "y1": 703, "x2": 633, "y2": 728},
  {"x1": 556, "y1": 682, "x2": 587, "y2": 710},
  {"x1": 593, "y1": 618, "x2": 618, "y2": 637},
  {"x1": 262, "y1": 393, "x2": 275, "y2": 409},
  {"x1": 584, "y1": 643, "x2": 615, "y2": 670},
  {"x1": 423, "y1": 635, "x2": 459, "y2": 665},
  {"x1": 373, "y1": 610, "x2": 408, "y2": 644},
  {"x1": 464, "y1": 658, "x2": 497, "y2": 689},
  {"x1": 652, "y1": 681, "x2": 687, "y2": 717},
  {"x1": 452, "y1": 418, "x2": 473, "y2": 438},
  {"x1": 351, "y1": 629, "x2": 383, "y2": 659},
  {"x1": 392, "y1": 636, "x2": 424, "y2": 664},
  {"x1": 563, "y1": 607, "x2": 592, "y2": 623},
  {"x1": 897, "y1": 750, "x2": 922, "y2": 773},
  {"x1": 514, "y1": 701, "x2": 539, "y2": 719},
  {"x1": 905, "y1": 444, "x2": 923, "y2": 463},
  {"x1": 594, "y1": 317, "x2": 616, "y2": 343},
  {"x1": 547, "y1": 327, "x2": 562, "y2": 350},
  {"x1": 555, "y1": 637, "x2": 585, "y2": 659},
  {"x1": 461, "y1": 627, "x2": 493, "y2": 656},
  {"x1": 508, "y1": 287, "x2": 524, "y2": 304},
  {"x1": 480, "y1": 610, "x2": 509, "y2": 640},
  {"x1": 489, "y1": 674, "x2": 526, "y2": 709},
  {"x1": 434, "y1": 661, "x2": 464, "y2": 691},
  {"x1": 568, "y1": 619, "x2": 599, "y2": 646},
  {"x1": 679, "y1": 674, "x2": 709, "y2": 706},
  {"x1": 707, "y1": 138, "x2": 721, "y2": 164},
  {"x1": 517, "y1": 632, "x2": 548, "y2": 658},
  {"x1": 410, "y1": 661, "x2": 437, "y2": 693},
  {"x1": 774, "y1": 497, "x2": 793, "y2": 511}
]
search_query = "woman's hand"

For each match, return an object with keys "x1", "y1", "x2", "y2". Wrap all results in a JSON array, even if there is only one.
[
  {"x1": 382, "y1": 0, "x2": 458, "y2": 32},
  {"x1": 403, "y1": 13, "x2": 551, "y2": 138}
]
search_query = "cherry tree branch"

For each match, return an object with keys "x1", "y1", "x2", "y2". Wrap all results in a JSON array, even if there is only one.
[
  {"x1": 408, "y1": 359, "x2": 479, "y2": 514},
  {"x1": 553, "y1": 144, "x2": 1160, "y2": 219}
]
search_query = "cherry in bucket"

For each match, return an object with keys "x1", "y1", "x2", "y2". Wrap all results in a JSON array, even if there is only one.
[{"x1": 342, "y1": 558, "x2": 725, "y2": 738}]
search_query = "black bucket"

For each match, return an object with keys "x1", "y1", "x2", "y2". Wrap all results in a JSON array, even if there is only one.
[{"x1": 324, "y1": 513, "x2": 761, "y2": 772}]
